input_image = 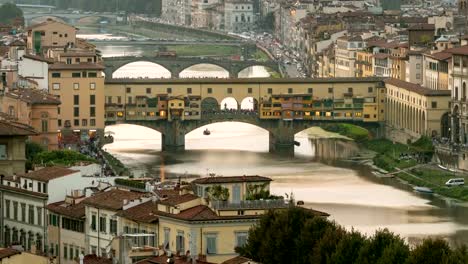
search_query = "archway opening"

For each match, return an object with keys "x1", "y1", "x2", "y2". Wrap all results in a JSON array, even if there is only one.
[
  {"x1": 113, "y1": 61, "x2": 171, "y2": 78},
  {"x1": 185, "y1": 122, "x2": 269, "y2": 152},
  {"x1": 201, "y1": 97, "x2": 219, "y2": 113},
  {"x1": 179, "y1": 63, "x2": 229, "y2": 78},
  {"x1": 104, "y1": 124, "x2": 162, "y2": 177},
  {"x1": 240, "y1": 97, "x2": 258, "y2": 111},
  {"x1": 220, "y1": 97, "x2": 239, "y2": 110},
  {"x1": 238, "y1": 66, "x2": 274, "y2": 78}
]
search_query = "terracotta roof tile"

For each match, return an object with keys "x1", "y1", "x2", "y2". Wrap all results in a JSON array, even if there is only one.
[
  {"x1": 0, "y1": 120, "x2": 37, "y2": 136},
  {"x1": 221, "y1": 256, "x2": 256, "y2": 264},
  {"x1": 82, "y1": 189, "x2": 146, "y2": 211},
  {"x1": 23, "y1": 54, "x2": 54, "y2": 63},
  {"x1": 191, "y1": 176, "x2": 272, "y2": 184},
  {"x1": 385, "y1": 78, "x2": 451, "y2": 96},
  {"x1": 450, "y1": 45, "x2": 468, "y2": 56},
  {"x1": 159, "y1": 194, "x2": 199, "y2": 206},
  {"x1": 116, "y1": 201, "x2": 159, "y2": 223},
  {"x1": 21, "y1": 167, "x2": 78, "y2": 182},
  {"x1": 136, "y1": 254, "x2": 215, "y2": 264},
  {"x1": 6, "y1": 89, "x2": 60, "y2": 105},
  {"x1": 83, "y1": 254, "x2": 112, "y2": 264},
  {"x1": 46, "y1": 200, "x2": 85, "y2": 219},
  {"x1": 0, "y1": 248, "x2": 20, "y2": 259}
]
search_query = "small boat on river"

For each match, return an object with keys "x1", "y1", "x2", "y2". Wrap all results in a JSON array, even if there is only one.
[
  {"x1": 413, "y1": 186, "x2": 434, "y2": 194},
  {"x1": 203, "y1": 129, "x2": 211, "y2": 135}
]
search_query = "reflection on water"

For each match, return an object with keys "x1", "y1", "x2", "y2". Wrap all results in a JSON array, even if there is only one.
[{"x1": 104, "y1": 124, "x2": 468, "y2": 246}]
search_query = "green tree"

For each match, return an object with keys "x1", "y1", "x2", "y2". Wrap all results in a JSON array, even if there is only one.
[
  {"x1": 407, "y1": 238, "x2": 452, "y2": 264},
  {"x1": 206, "y1": 185, "x2": 229, "y2": 201},
  {"x1": 0, "y1": 3, "x2": 23, "y2": 25},
  {"x1": 33, "y1": 149, "x2": 96, "y2": 166},
  {"x1": 25, "y1": 141, "x2": 45, "y2": 171}
]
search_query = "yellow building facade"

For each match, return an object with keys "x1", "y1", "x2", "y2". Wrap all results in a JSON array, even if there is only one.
[
  {"x1": 385, "y1": 78, "x2": 450, "y2": 144},
  {"x1": 48, "y1": 63, "x2": 105, "y2": 142}
]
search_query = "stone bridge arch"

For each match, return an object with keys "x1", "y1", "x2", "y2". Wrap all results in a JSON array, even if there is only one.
[
  {"x1": 104, "y1": 56, "x2": 281, "y2": 79},
  {"x1": 178, "y1": 62, "x2": 231, "y2": 78},
  {"x1": 105, "y1": 58, "x2": 174, "y2": 78},
  {"x1": 237, "y1": 64, "x2": 280, "y2": 78}
]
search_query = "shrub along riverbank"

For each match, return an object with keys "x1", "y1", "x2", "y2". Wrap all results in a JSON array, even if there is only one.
[{"x1": 322, "y1": 124, "x2": 468, "y2": 201}]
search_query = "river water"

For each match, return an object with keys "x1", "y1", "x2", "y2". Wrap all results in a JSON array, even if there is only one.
[{"x1": 89, "y1": 29, "x2": 468, "y2": 246}]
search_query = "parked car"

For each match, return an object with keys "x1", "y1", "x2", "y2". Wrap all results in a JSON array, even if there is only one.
[{"x1": 445, "y1": 178, "x2": 465, "y2": 187}]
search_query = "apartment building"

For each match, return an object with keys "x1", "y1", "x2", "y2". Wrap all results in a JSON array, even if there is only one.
[
  {"x1": 0, "y1": 120, "x2": 36, "y2": 176},
  {"x1": 224, "y1": 0, "x2": 255, "y2": 33},
  {"x1": 26, "y1": 19, "x2": 77, "y2": 55},
  {"x1": 0, "y1": 89, "x2": 60, "y2": 150},
  {"x1": 82, "y1": 189, "x2": 146, "y2": 258},
  {"x1": 423, "y1": 51, "x2": 451, "y2": 90},
  {"x1": 405, "y1": 50, "x2": 424, "y2": 85},
  {"x1": 47, "y1": 192, "x2": 86, "y2": 264},
  {"x1": 334, "y1": 35, "x2": 365, "y2": 77},
  {"x1": 48, "y1": 62, "x2": 105, "y2": 144},
  {"x1": 0, "y1": 167, "x2": 80, "y2": 253}
]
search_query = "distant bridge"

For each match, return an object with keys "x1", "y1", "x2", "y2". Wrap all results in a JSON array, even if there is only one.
[
  {"x1": 89, "y1": 39, "x2": 248, "y2": 46},
  {"x1": 103, "y1": 56, "x2": 280, "y2": 78},
  {"x1": 23, "y1": 12, "x2": 117, "y2": 26}
]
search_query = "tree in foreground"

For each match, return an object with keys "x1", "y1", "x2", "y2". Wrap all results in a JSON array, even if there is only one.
[{"x1": 237, "y1": 207, "x2": 468, "y2": 264}]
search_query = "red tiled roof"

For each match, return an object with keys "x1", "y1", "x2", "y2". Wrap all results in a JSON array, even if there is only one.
[
  {"x1": 385, "y1": 78, "x2": 451, "y2": 96},
  {"x1": 83, "y1": 254, "x2": 112, "y2": 264},
  {"x1": 408, "y1": 24, "x2": 435, "y2": 30},
  {"x1": 0, "y1": 248, "x2": 20, "y2": 259},
  {"x1": 21, "y1": 167, "x2": 78, "y2": 182},
  {"x1": 425, "y1": 51, "x2": 452, "y2": 61},
  {"x1": 0, "y1": 120, "x2": 37, "y2": 136},
  {"x1": 221, "y1": 256, "x2": 255, "y2": 264},
  {"x1": 23, "y1": 53, "x2": 54, "y2": 63},
  {"x1": 46, "y1": 200, "x2": 85, "y2": 219},
  {"x1": 159, "y1": 194, "x2": 199, "y2": 206},
  {"x1": 6, "y1": 89, "x2": 60, "y2": 105},
  {"x1": 116, "y1": 201, "x2": 159, "y2": 223},
  {"x1": 82, "y1": 189, "x2": 146, "y2": 211},
  {"x1": 450, "y1": 45, "x2": 468, "y2": 56},
  {"x1": 373, "y1": 53, "x2": 390, "y2": 59},
  {"x1": 136, "y1": 254, "x2": 215, "y2": 264},
  {"x1": 191, "y1": 176, "x2": 272, "y2": 184}
]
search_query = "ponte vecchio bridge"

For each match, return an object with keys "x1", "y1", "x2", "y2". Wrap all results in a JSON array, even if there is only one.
[
  {"x1": 104, "y1": 77, "x2": 386, "y2": 155},
  {"x1": 103, "y1": 56, "x2": 281, "y2": 79}
]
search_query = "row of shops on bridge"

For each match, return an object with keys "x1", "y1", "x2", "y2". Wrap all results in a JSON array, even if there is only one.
[{"x1": 104, "y1": 93, "x2": 384, "y2": 123}]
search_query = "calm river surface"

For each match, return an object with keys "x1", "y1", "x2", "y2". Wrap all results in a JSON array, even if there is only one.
[{"x1": 89, "y1": 28, "x2": 468, "y2": 246}]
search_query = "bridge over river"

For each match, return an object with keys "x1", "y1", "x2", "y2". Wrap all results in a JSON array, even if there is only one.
[
  {"x1": 104, "y1": 56, "x2": 281, "y2": 79},
  {"x1": 103, "y1": 77, "x2": 386, "y2": 155}
]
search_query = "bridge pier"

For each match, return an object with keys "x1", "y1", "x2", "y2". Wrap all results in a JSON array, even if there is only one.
[
  {"x1": 269, "y1": 120, "x2": 295, "y2": 156},
  {"x1": 161, "y1": 121, "x2": 186, "y2": 152}
]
